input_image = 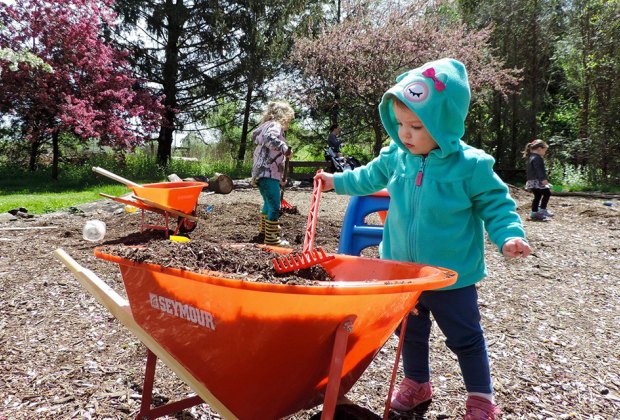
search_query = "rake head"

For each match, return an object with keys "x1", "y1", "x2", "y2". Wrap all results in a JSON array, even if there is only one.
[
  {"x1": 281, "y1": 198, "x2": 295, "y2": 209},
  {"x1": 280, "y1": 198, "x2": 298, "y2": 214},
  {"x1": 272, "y1": 247, "x2": 335, "y2": 274}
]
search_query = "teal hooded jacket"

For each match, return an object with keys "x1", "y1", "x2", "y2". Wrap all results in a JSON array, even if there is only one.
[{"x1": 333, "y1": 58, "x2": 526, "y2": 290}]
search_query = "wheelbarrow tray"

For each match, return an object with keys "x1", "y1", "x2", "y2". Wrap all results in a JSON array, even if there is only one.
[
  {"x1": 99, "y1": 193, "x2": 199, "y2": 222},
  {"x1": 130, "y1": 181, "x2": 208, "y2": 215},
  {"x1": 91, "y1": 245, "x2": 456, "y2": 419}
]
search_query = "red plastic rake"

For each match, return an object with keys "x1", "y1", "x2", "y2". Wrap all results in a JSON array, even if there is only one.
[
  {"x1": 273, "y1": 171, "x2": 335, "y2": 273},
  {"x1": 272, "y1": 247, "x2": 334, "y2": 273},
  {"x1": 280, "y1": 197, "x2": 297, "y2": 210}
]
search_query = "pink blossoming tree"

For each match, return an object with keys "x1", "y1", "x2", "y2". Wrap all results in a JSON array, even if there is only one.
[
  {"x1": 0, "y1": 0, "x2": 164, "y2": 178},
  {"x1": 290, "y1": 2, "x2": 520, "y2": 156}
]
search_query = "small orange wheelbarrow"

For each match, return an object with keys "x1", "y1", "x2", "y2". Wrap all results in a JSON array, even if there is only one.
[
  {"x1": 55, "y1": 244, "x2": 457, "y2": 420},
  {"x1": 93, "y1": 167, "x2": 209, "y2": 237}
]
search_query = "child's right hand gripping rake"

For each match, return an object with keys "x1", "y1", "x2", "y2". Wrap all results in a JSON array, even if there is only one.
[{"x1": 273, "y1": 171, "x2": 335, "y2": 273}]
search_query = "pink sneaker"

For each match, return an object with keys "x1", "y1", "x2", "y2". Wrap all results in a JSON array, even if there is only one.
[
  {"x1": 463, "y1": 396, "x2": 500, "y2": 419},
  {"x1": 390, "y1": 378, "x2": 432, "y2": 412}
]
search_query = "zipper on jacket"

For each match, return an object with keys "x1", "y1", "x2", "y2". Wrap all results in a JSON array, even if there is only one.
[
  {"x1": 415, "y1": 158, "x2": 427, "y2": 186},
  {"x1": 410, "y1": 156, "x2": 427, "y2": 261}
]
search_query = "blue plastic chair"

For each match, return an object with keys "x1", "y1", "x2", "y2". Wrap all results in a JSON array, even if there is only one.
[{"x1": 338, "y1": 190, "x2": 390, "y2": 256}]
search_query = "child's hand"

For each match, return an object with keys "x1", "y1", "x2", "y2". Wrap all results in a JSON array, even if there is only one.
[
  {"x1": 314, "y1": 171, "x2": 335, "y2": 191},
  {"x1": 502, "y1": 238, "x2": 532, "y2": 258}
]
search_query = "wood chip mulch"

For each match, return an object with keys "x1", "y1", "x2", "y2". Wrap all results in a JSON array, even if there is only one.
[{"x1": 1, "y1": 187, "x2": 619, "y2": 419}]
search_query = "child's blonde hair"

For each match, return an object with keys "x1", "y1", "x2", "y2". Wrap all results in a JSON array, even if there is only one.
[
  {"x1": 261, "y1": 101, "x2": 295, "y2": 126},
  {"x1": 523, "y1": 139, "x2": 548, "y2": 158}
]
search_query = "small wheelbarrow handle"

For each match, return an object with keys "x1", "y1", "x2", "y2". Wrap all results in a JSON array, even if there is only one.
[{"x1": 92, "y1": 166, "x2": 142, "y2": 188}]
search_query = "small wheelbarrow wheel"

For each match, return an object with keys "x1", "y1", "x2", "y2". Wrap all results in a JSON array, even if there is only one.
[{"x1": 177, "y1": 215, "x2": 197, "y2": 234}]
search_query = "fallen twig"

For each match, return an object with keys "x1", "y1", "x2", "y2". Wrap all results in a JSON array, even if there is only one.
[{"x1": 0, "y1": 226, "x2": 60, "y2": 231}]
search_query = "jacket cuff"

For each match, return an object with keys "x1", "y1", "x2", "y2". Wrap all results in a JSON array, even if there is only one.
[
  {"x1": 499, "y1": 236, "x2": 528, "y2": 254},
  {"x1": 333, "y1": 173, "x2": 346, "y2": 194}
]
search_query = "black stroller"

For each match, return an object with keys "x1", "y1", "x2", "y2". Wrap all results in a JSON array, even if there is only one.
[{"x1": 324, "y1": 147, "x2": 361, "y2": 173}]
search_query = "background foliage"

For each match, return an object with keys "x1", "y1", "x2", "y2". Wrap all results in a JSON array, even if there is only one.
[{"x1": 0, "y1": 0, "x2": 618, "y2": 190}]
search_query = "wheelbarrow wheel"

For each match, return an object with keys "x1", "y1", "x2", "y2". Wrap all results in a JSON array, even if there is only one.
[{"x1": 177, "y1": 215, "x2": 197, "y2": 234}]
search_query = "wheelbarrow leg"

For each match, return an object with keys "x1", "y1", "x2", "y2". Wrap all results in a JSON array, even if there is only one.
[
  {"x1": 140, "y1": 209, "x2": 146, "y2": 233},
  {"x1": 138, "y1": 348, "x2": 157, "y2": 417},
  {"x1": 321, "y1": 315, "x2": 357, "y2": 420},
  {"x1": 383, "y1": 313, "x2": 409, "y2": 420},
  {"x1": 136, "y1": 348, "x2": 204, "y2": 420}
]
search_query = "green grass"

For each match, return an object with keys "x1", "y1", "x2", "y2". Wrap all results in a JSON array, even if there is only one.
[
  {"x1": 0, "y1": 184, "x2": 132, "y2": 214},
  {"x1": 0, "y1": 159, "x2": 160, "y2": 214},
  {"x1": 0, "y1": 150, "x2": 253, "y2": 214}
]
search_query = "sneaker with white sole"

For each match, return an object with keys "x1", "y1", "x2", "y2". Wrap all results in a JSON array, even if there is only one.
[
  {"x1": 530, "y1": 210, "x2": 548, "y2": 221},
  {"x1": 463, "y1": 396, "x2": 500, "y2": 420},
  {"x1": 540, "y1": 208, "x2": 554, "y2": 217}
]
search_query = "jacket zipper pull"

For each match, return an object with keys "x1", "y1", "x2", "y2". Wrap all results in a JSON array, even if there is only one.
[{"x1": 416, "y1": 158, "x2": 426, "y2": 186}]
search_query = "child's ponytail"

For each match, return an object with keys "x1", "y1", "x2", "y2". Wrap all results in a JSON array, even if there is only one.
[{"x1": 523, "y1": 139, "x2": 548, "y2": 158}]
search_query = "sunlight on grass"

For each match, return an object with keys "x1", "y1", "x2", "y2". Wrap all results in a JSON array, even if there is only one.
[
  {"x1": 0, "y1": 150, "x2": 254, "y2": 215},
  {"x1": 0, "y1": 184, "x2": 130, "y2": 214}
]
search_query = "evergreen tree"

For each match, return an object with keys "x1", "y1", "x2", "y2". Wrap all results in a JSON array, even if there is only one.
[
  {"x1": 112, "y1": 0, "x2": 240, "y2": 166},
  {"x1": 234, "y1": 0, "x2": 326, "y2": 162}
]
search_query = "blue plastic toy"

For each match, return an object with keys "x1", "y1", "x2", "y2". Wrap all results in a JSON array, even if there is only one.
[{"x1": 338, "y1": 190, "x2": 390, "y2": 256}]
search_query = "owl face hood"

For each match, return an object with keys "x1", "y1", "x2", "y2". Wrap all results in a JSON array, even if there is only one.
[{"x1": 379, "y1": 58, "x2": 471, "y2": 158}]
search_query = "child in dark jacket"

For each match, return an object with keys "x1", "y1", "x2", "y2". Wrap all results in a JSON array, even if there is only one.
[
  {"x1": 524, "y1": 139, "x2": 553, "y2": 220},
  {"x1": 315, "y1": 58, "x2": 531, "y2": 419}
]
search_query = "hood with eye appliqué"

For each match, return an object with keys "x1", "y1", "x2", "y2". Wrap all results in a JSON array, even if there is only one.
[
  {"x1": 379, "y1": 58, "x2": 471, "y2": 158},
  {"x1": 333, "y1": 57, "x2": 526, "y2": 291}
]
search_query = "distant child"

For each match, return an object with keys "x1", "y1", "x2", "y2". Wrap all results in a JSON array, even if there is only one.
[
  {"x1": 524, "y1": 139, "x2": 553, "y2": 221},
  {"x1": 327, "y1": 124, "x2": 343, "y2": 156},
  {"x1": 251, "y1": 101, "x2": 294, "y2": 246},
  {"x1": 315, "y1": 58, "x2": 531, "y2": 419}
]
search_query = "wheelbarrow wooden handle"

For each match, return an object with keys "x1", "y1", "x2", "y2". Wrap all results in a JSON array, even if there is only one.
[
  {"x1": 132, "y1": 195, "x2": 199, "y2": 221},
  {"x1": 92, "y1": 166, "x2": 142, "y2": 188},
  {"x1": 53, "y1": 248, "x2": 237, "y2": 419}
]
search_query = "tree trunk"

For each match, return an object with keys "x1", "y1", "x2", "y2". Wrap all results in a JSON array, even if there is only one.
[
  {"x1": 371, "y1": 109, "x2": 384, "y2": 156},
  {"x1": 237, "y1": 81, "x2": 254, "y2": 163},
  {"x1": 157, "y1": 122, "x2": 174, "y2": 166},
  {"x1": 509, "y1": 91, "x2": 519, "y2": 168},
  {"x1": 468, "y1": 105, "x2": 483, "y2": 149},
  {"x1": 156, "y1": 0, "x2": 184, "y2": 166},
  {"x1": 331, "y1": 85, "x2": 340, "y2": 127},
  {"x1": 28, "y1": 139, "x2": 39, "y2": 172},
  {"x1": 528, "y1": 0, "x2": 540, "y2": 140},
  {"x1": 52, "y1": 130, "x2": 59, "y2": 180},
  {"x1": 577, "y1": 5, "x2": 591, "y2": 168},
  {"x1": 492, "y1": 92, "x2": 504, "y2": 165}
]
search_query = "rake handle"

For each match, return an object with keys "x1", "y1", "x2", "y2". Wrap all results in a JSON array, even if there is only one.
[{"x1": 303, "y1": 171, "x2": 323, "y2": 253}]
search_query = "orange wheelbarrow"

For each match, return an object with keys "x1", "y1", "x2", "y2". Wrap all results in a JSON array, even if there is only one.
[
  {"x1": 93, "y1": 167, "x2": 209, "y2": 236},
  {"x1": 54, "y1": 245, "x2": 456, "y2": 420}
]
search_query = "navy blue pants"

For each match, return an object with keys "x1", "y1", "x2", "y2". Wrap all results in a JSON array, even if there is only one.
[{"x1": 397, "y1": 285, "x2": 492, "y2": 394}]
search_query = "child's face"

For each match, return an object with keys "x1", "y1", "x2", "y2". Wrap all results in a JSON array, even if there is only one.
[
  {"x1": 533, "y1": 147, "x2": 547, "y2": 156},
  {"x1": 393, "y1": 103, "x2": 438, "y2": 155},
  {"x1": 282, "y1": 117, "x2": 293, "y2": 130}
]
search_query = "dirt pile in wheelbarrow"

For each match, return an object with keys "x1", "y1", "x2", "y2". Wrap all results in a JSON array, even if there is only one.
[{"x1": 99, "y1": 241, "x2": 333, "y2": 285}]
